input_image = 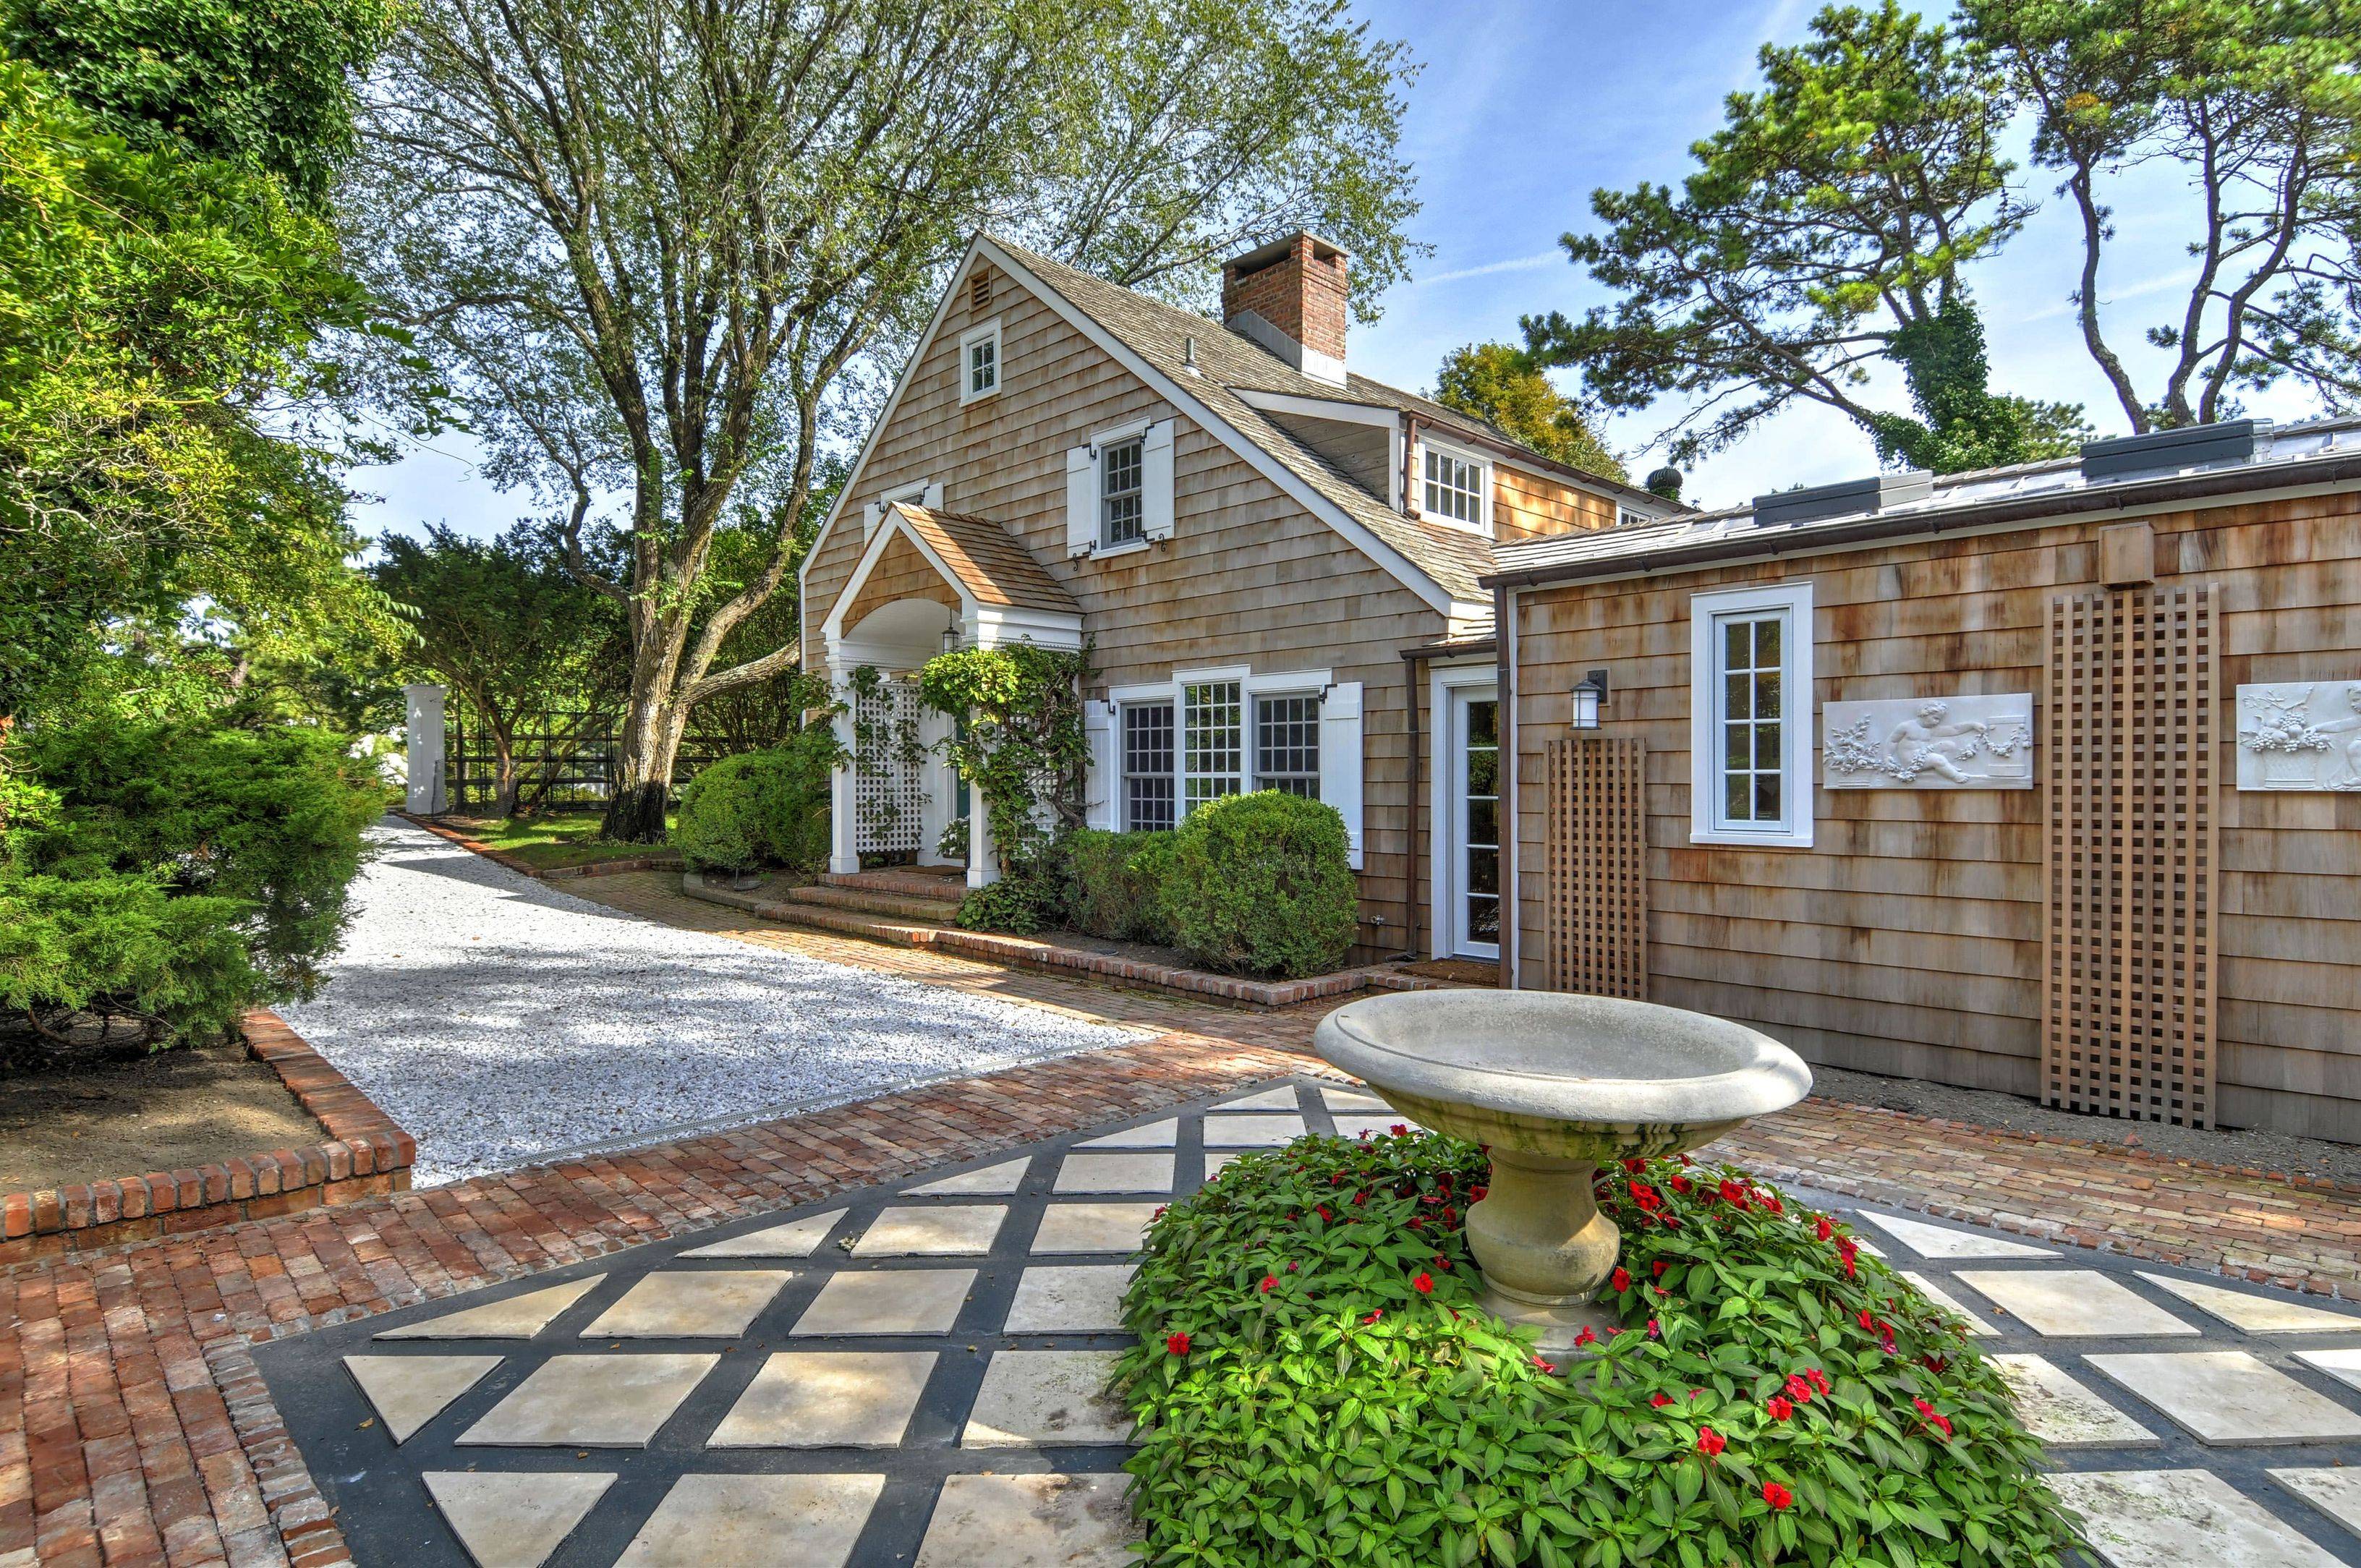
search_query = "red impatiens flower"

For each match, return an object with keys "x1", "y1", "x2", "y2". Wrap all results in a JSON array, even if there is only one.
[
  {"x1": 1652, "y1": 1258, "x2": 1669, "y2": 1278},
  {"x1": 1805, "y1": 1368, "x2": 1830, "y2": 1397},
  {"x1": 1763, "y1": 1482, "x2": 1794, "y2": 1511},
  {"x1": 1573, "y1": 1326, "x2": 1598, "y2": 1348},
  {"x1": 1166, "y1": 1331, "x2": 1191, "y2": 1356},
  {"x1": 1259, "y1": 1274, "x2": 1277, "y2": 1294},
  {"x1": 1697, "y1": 1427, "x2": 1725, "y2": 1457},
  {"x1": 1669, "y1": 1175, "x2": 1693, "y2": 1195},
  {"x1": 1361, "y1": 1308, "x2": 1384, "y2": 1324},
  {"x1": 1814, "y1": 1217, "x2": 1834, "y2": 1242},
  {"x1": 1784, "y1": 1374, "x2": 1814, "y2": 1404},
  {"x1": 1837, "y1": 1237, "x2": 1860, "y2": 1279},
  {"x1": 1390, "y1": 1123, "x2": 1409, "y2": 1136},
  {"x1": 1765, "y1": 1395, "x2": 1793, "y2": 1421},
  {"x1": 1411, "y1": 1271, "x2": 1435, "y2": 1295},
  {"x1": 1610, "y1": 1266, "x2": 1632, "y2": 1292},
  {"x1": 1718, "y1": 1178, "x2": 1749, "y2": 1209},
  {"x1": 1629, "y1": 1182, "x2": 1662, "y2": 1212},
  {"x1": 1651, "y1": 1392, "x2": 1675, "y2": 1407},
  {"x1": 1532, "y1": 1356, "x2": 1557, "y2": 1373},
  {"x1": 1622, "y1": 1157, "x2": 1647, "y2": 1174},
  {"x1": 1913, "y1": 1397, "x2": 1954, "y2": 1439}
]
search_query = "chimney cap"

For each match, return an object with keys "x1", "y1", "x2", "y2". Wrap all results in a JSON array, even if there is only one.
[{"x1": 1224, "y1": 231, "x2": 1350, "y2": 276}]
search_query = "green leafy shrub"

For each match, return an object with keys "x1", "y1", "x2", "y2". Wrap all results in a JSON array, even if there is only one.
[
  {"x1": 1118, "y1": 1132, "x2": 2079, "y2": 1568},
  {"x1": 0, "y1": 871, "x2": 255, "y2": 1046},
  {"x1": 1162, "y1": 791, "x2": 1357, "y2": 977},
  {"x1": 956, "y1": 841, "x2": 1068, "y2": 936},
  {"x1": 7, "y1": 718, "x2": 381, "y2": 1000},
  {"x1": 1064, "y1": 827, "x2": 1175, "y2": 943},
  {"x1": 674, "y1": 754, "x2": 770, "y2": 874}
]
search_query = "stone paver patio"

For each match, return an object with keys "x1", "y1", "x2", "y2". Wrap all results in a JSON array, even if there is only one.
[{"x1": 251, "y1": 1077, "x2": 2361, "y2": 1568}]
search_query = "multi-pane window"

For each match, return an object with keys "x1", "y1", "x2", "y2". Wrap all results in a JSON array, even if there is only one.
[
  {"x1": 1122, "y1": 702, "x2": 1175, "y2": 832},
  {"x1": 1101, "y1": 438, "x2": 1144, "y2": 547},
  {"x1": 1254, "y1": 696, "x2": 1320, "y2": 798},
  {"x1": 1423, "y1": 446, "x2": 1484, "y2": 527},
  {"x1": 1715, "y1": 613, "x2": 1787, "y2": 830},
  {"x1": 966, "y1": 334, "x2": 996, "y2": 397},
  {"x1": 1183, "y1": 681, "x2": 1243, "y2": 810}
]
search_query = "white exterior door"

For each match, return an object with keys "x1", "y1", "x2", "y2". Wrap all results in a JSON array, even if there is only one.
[{"x1": 1445, "y1": 684, "x2": 1502, "y2": 959}]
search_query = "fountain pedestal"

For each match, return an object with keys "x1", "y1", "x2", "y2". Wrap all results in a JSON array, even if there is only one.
[{"x1": 1314, "y1": 992, "x2": 1811, "y2": 1354}]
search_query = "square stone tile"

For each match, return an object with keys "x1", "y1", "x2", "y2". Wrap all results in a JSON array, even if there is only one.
[
  {"x1": 1322, "y1": 1086, "x2": 1391, "y2": 1112},
  {"x1": 377, "y1": 1275, "x2": 604, "y2": 1341},
  {"x1": 1053, "y1": 1152, "x2": 1175, "y2": 1194},
  {"x1": 459, "y1": 1353, "x2": 718, "y2": 1447},
  {"x1": 680, "y1": 1210, "x2": 844, "y2": 1259},
  {"x1": 581, "y1": 1271, "x2": 791, "y2": 1339},
  {"x1": 1005, "y1": 1265, "x2": 1134, "y2": 1332},
  {"x1": 851, "y1": 1205, "x2": 1008, "y2": 1257},
  {"x1": 425, "y1": 1470, "x2": 613, "y2": 1568},
  {"x1": 914, "y1": 1473, "x2": 1139, "y2": 1567},
  {"x1": 1031, "y1": 1202, "x2": 1162, "y2": 1256},
  {"x1": 1855, "y1": 1211, "x2": 2055, "y2": 1259},
  {"x1": 1219, "y1": 1086, "x2": 1304, "y2": 1111},
  {"x1": 1991, "y1": 1355, "x2": 2158, "y2": 1449},
  {"x1": 343, "y1": 1355, "x2": 501, "y2": 1444},
  {"x1": 2137, "y1": 1272, "x2": 2361, "y2": 1334},
  {"x1": 709, "y1": 1351, "x2": 937, "y2": 1448},
  {"x1": 2296, "y1": 1347, "x2": 2361, "y2": 1394},
  {"x1": 961, "y1": 1350, "x2": 1133, "y2": 1446},
  {"x1": 1952, "y1": 1269, "x2": 2199, "y2": 1337},
  {"x1": 2271, "y1": 1468, "x2": 2361, "y2": 1543},
  {"x1": 2047, "y1": 1469, "x2": 2345, "y2": 1568},
  {"x1": 791, "y1": 1269, "x2": 974, "y2": 1337},
  {"x1": 1202, "y1": 1151, "x2": 1246, "y2": 1181},
  {"x1": 1201, "y1": 1112, "x2": 1307, "y2": 1146},
  {"x1": 909, "y1": 1158, "x2": 1030, "y2": 1196},
  {"x1": 2088, "y1": 1352, "x2": 2361, "y2": 1446},
  {"x1": 1077, "y1": 1119, "x2": 1179, "y2": 1149},
  {"x1": 1900, "y1": 1272, "x2": 1997, "y2": 1336},
  {"x1": 613, "y1": 1473, "x2": 883, "y2": 1568},
  {"x1": 1330, "y1": 1112, "x2": 1424, "y2": 1139}
]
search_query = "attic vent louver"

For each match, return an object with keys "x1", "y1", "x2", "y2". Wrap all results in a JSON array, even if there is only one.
[
  {"x1": 2080, "y1": 419, "x2": 2271, "y2": 482},
  {"x1": 1750, "y1": 469, "x2": 1933, "y2": 529}
]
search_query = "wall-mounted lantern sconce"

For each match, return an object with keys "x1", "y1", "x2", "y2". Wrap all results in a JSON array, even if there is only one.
[{"x1": 1572, "y1": 668, "x2": 1609, "y2": 730}]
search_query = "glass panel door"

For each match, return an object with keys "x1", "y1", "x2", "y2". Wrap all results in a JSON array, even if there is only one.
[{"x1": 1453, "y1": 691, "x2": 1501, "y2": 958}]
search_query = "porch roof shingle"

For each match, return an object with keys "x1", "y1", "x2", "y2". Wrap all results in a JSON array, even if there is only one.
[{"x1": 891, "y1": 502, "x2": 1079, "y2": 616}]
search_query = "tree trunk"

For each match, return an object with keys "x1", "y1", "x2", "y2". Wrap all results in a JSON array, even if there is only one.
[{"x1": 598, "y1": 699, "x2": 681, "y2": 843}]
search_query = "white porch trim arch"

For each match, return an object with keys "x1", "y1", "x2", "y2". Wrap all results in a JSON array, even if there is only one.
[{"x1": 820, "y1": 504, "x2": 1084, "y2": 887}]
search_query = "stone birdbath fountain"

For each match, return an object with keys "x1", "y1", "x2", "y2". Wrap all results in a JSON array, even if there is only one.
[{"x1": 1314, "y1": 991, "x2": 1812, "y2": 1352}]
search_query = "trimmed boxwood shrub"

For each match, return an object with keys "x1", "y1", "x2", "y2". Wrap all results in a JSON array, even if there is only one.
[
  {"x1": 1064, "y1": 827, "x2": 1175, "y2": 943},
  {"x1": 1162, "y1": 791, "x2": 1357, "y2": 978},
  {"x1": 673, "y1": 729, "x2": 842, "y2": 875},
  {"x1": 1116, "y1": 1131, "x2": 2080, "y2": 1567}
]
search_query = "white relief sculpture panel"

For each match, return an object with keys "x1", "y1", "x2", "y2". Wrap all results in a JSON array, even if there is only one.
[
  {"x1": 1821, "y1": 694, "x2": 2035, "y2": 790},
  {"x1": 2235, "y1": 681, "x2": 2361, "y2": 791}
]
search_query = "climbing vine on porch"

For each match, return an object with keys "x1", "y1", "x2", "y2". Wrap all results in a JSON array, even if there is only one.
[
  {"x1": 847, "y1": 665, "x2": 928, "y2": 850},
  {"x1": 919, "y1": 642, "x2": 1091, "y2": 896}
]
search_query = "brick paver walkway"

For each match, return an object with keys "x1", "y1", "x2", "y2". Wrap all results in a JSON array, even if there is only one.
[{"x1": 7, "y1": 866, "x2": 2361, "y2": 1565}]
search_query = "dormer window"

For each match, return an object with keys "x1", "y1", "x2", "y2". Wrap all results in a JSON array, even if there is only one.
[
  {"x1": 1100, "y1": 436, "x2": 1145, "y2": 546},
  {"x1": 960, "y1": 318, "x2": 1001, "y2": 404},
  {"x1": 1421, "y1": 440, "x2": 1488, "y2": 532}
]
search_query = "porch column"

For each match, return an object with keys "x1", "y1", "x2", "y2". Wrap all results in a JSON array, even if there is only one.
[
  {"x1": 828, "y1": 678, "x2": 859, "y2": 874},
  {"x1": 403, "y1": 684, "x2": 447, "y2": 815},
  {"x1": 968, "y1": 803, "x2": 998, "y2": 888}
]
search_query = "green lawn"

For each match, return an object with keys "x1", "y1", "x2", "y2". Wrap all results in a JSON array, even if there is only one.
[{"x1": 450, "y1": 814, "x2": 677, "y2": 869}]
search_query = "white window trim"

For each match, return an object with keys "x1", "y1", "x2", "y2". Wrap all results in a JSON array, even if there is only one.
[
  {"x1": 1688, "y1": 581, "x2": 1816, "y2": 848},
  {"x1": 1427, "y1": 661, "x2": 1498, "y2": 958},
  {"x1": 958, "y1": 317, "x2": 1002, "y2": 404},
  {"x1": 1417, "y1": 433, "x2": 1492, "y2": 536}
]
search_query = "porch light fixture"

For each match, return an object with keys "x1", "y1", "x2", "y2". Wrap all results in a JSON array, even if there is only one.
[{"x1": 1571, "y1": 669, "x2": 1609, "y2": 730}]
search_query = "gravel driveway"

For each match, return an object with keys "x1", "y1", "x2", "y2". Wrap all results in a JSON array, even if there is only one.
[{"x1": 282, "y1": 818, "x2": 1145, "y2": 1185}]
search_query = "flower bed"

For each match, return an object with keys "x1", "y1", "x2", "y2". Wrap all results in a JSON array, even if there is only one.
[{"x1": 1115, "y1": 1130, "x2": 2080, "y2": 1567}]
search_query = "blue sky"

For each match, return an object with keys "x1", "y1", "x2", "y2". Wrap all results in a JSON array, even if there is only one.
[{"x1": 352, "y1": 0, "x2": 2328, "y2": 540}]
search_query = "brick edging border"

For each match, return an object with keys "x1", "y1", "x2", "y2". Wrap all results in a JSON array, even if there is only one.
[
  {"x1": 395, "y1": 809, "x2": 685, "y2": 879},
  {"x1": 680, "y1": 872, "x2": 1445, "y2": 1009},
  {"x1": 0, "y1": 1008, "x2": 416, "y2": 1267}
]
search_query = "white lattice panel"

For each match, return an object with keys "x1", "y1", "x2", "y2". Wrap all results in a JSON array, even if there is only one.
[{"x1": 855, "y1": 681, "x2": 926, "y2": 854}]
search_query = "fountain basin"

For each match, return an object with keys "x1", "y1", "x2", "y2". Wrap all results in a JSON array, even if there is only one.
[{"x1": 1314, "y1": 990, "x2": 1811, "y2": 1352}]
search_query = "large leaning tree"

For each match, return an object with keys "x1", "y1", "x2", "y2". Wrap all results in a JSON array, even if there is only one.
[
  {"x1": 1960, "y1": 0, "x2": 2361, "y2": 431},
  {"x1": 346, "y1": 0, "x2": 1418, "y2": 840}
]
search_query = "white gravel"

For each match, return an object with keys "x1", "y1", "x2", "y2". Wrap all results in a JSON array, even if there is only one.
[{"x1": 282, "y1": 818, "x2": 1145, "y2": 1186}]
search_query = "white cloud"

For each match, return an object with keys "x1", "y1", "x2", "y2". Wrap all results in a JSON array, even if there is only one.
[{"x1": 1413, "y1": 250, "x2": 1567, "y2": 286}]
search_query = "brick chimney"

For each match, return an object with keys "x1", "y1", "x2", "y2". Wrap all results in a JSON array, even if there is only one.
[{"x1": 1220, "y1": 233, "x2": 1349, "y2": 386}]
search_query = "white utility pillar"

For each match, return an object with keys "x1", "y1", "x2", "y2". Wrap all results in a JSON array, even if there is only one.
[{"x1": 403, "y1": 684, "x2": 448, "y2": 814}]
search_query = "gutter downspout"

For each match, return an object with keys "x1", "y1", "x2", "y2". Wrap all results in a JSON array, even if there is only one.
[
  {"x1": 1494, "y1": 582, "x2": 1515, "y2": 990},
  {"x1": 1405, "y1": 652, "x2": 1422, "y2": 960}
]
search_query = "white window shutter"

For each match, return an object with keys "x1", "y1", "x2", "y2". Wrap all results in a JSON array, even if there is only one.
[
  {"x1": 1083, "y1": 700, "x2": 1117, "y2": 830},
  {"x1": 922, "y1": 480, "x2": 945, "y2": 510},
  {"x1": 862, "y1": 500, "x2": 884, "y2": 540},
  {"x1": 1319, "y1": 681, "x2": 1364, "y2": 869},
  {"x1": 1141, "y1": 420, "x2": 1175, "y2": 541},
  {"x1": 1065, "y1": 446, "x2": 1096, "y2": 558}
]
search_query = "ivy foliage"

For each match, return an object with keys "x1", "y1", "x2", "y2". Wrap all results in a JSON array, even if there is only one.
[
  {"x1": 919, "y1": 643, "x2": 1089, "y2": 926},
  {"x1": 1117, "y1": 1131, "x2": 2080, "y2": 1567}
]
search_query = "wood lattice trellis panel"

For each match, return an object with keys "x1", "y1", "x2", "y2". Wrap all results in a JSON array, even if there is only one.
[
  {"x1": 2041, "y1": 584, "x2": 2219, "y2": 1127},
  {"x1": 1544, "y1": 736, "x2": 1648, "y2": 1000}
]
